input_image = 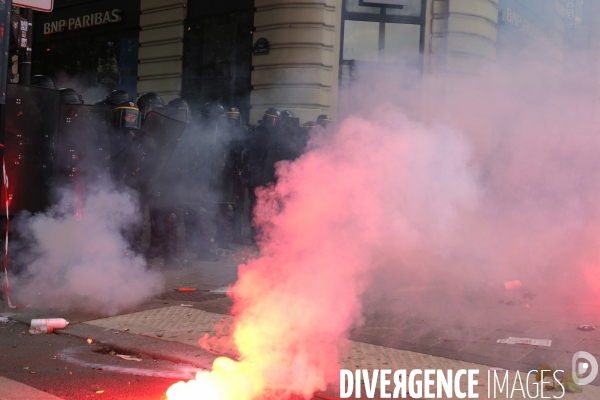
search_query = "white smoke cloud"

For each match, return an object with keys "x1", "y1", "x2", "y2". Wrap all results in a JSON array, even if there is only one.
[{"x1": 13, "y1": 183, "x2": 163, "y2": 316}]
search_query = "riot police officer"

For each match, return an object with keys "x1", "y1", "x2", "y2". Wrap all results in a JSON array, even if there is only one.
[
  {"x1": 31, "y1": 75, "x2": 56, "y2": 89},
  {"x1": 166, "y1": 98, "x2": 190, "y2": 122},
  {"x1": 225, "y1": 107, "x2": 247, "y2": 244},
  {"x1": 242, "y1": 108, "x2": 281, "y2": 243},
  {"x1": 113, "y1": 101, "x2": 141, "y2": 155},
  {"x1": 112, "y1": 101, "x2": 147, "y2": 253},
  {"x1": 316, "y1": 114, "x2": 332, "y2": 129},
  {"x1": 138, "y1": 92, "x2": 165, "y2": 121},
  {"x1": 208, "y1": 106, "x2": 246, "y2": 249},
  {"x1": 95, "y1": 89, "x2": 132, "y2": 108},
  {"x1": 279, "y1": 110, "x2": 307, "y2": 162},
  {"x1": 190, "y1": 102, "x2": 229, "y2": 260},
  {"x1": 144, "y1": 97, "x2": 187, "y2": 266},
  {"x1": 58, "y1": 88, "x2": 83, "y2": 105},
  {"x1": 303, "y1": 121, "x2": 316, "y2": 132}
]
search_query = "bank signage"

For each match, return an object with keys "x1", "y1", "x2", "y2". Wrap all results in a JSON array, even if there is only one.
[
  {"x1": 32, "y1": 0, "x2": 140, "y2": 43},
  {"x1": 43, "y1": 9, "x2": 122, "y2": 35},
  {"x1": 13, "y1": 0, "x2": 53, "y2": 12},
  {"x1": 502, "y1": 7, "x2": 547, "y2": 40}
]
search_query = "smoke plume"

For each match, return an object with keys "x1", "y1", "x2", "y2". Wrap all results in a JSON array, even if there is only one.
[
  {"x1": 12, "y1": 183, "x2": 163, "y2": 316},
  {"x1": 171, "y1": 27, "x2": 600, "y2": 400}
]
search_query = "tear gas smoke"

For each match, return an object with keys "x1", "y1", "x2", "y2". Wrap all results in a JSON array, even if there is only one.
[
  {"x1": 12, "y1": 183, "x2": 163, "y2": 316},
  {"x1": 168, "y1": 34, "x2": 600, "y2": 398},
  {"x1": 54, "y1": 71, "x2": 111, "y2": 104},
  {"x1": 168, "y1": 92, "x2": 479, "y2": 399}
]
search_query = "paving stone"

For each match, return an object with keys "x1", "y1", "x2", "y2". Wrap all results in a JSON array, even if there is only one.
[
  {"x1": 523, "y1": 322, "x2": 570, "y2": 337},
  {"x1": 517, "y1": 348, "x2": 569, "y2": 367},
  {"x1": 461, "y1": 343, "x2": 535, "y2": 362},
  {"x1": 569, "y1": 339, "x2": 600, "y2": 356},
  {"x1": 547, "y1": 335, "x2": 583, "y2": 351}
]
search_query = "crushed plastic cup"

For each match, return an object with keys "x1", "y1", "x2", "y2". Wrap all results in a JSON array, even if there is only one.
[
  {"x1": 31, "y1": 318, "x2": 69, "y2": 329},
  {"x1": 504, "y1": 280, "x2": 522, "y2": 290},
  {"x1": 29, "y1": 325, "x2": 53, "y2": 334}
]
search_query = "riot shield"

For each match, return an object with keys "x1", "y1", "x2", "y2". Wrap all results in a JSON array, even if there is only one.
[
  {"x1": 2, "y1": 84, "x2": 60, "y2": 215},
  {"x1": 113, "y1": 111, "x2": 186, "y2": 205},
  {"x1": 156, "y1": 107, "x2": 187, "y2": 123},
  {"x1": 205, "y1": 118, "x2": 240, "y2": 205},
  {"x1": 149, "y1": 108, "x2": 189, "y2": 209},
  {"x1": 56, "y1": 104, "x2": 114, "y2": 187}
]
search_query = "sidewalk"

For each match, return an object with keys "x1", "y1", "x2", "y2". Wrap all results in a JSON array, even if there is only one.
[{"x1": 3, "y1": 250, "x2": 600, "y2": 399}]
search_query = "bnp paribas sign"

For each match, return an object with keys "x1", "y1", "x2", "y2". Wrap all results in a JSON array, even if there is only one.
[{"x1": 43, "y1": 9, "x2": 122, "y2": 35}]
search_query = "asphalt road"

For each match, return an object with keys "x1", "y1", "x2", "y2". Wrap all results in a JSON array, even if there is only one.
[{"x1": 0, "y1": 319, "x2": 192, "y2": 400}]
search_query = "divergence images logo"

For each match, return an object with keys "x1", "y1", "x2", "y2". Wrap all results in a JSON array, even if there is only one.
[{"x1": 572, "y1": 351, "x2": 598, "y2": 386}]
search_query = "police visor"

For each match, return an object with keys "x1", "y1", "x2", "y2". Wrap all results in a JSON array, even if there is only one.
[{"x1": 115, "y1": 107, "x2": 141, "y2": 130}]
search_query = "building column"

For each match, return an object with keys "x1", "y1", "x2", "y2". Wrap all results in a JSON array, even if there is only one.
[
  {"x1": 137, "y1": 0, "x2": 187, "y2": 102},
  {"x1": 250, "y1": 0, "x2": 342, "y2": 124},
  {"x1": 425, "y1": 0, "x2": 498, "y2": 74}
]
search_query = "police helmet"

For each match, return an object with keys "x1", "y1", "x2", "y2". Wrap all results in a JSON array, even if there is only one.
[
  {"x1": 107, "y1": 90, "x2": 132, "y2": 107},
  {"x1": 303, "y1": 121, "x2": 316, "y2": 131},
  {"x1": 138, "y1": 92, "x2": 165, "y2": 119},
  {"x1": 114, "y1": 101, "x2": 141, "y2": 130},
  {"x1": 225, "y1": 107, "x2": 242, "y2": 126},
  {"x1": 167, "y1": 98, "x2": 190, "y2": 122},
  {"x1": 316, "y1": 114, "x2": 332, "y2": 128},
  {"x1": 31, "y1": 75, "x2": 56, "y2": 89},
  {"x1": 94, "y1": 99, "x2": 108, "y2": 106},
  {"x1": 281, "y1": 110, "x2": 295, "y2": 119},
  {"x1": 59, "y1": 88, "x2": 83, "y2": 105},
  {"x1": 199, "y1": 102, "x2": 225, "y2": 118},
  {"x1": 261, "y1": 108, "x2": 280, "y2": 127}
]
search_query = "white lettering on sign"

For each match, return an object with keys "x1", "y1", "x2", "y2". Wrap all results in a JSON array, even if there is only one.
[
  {"x1": 503, "y1": 8, "x2": 547, "y2": 40},
  {"x1": 43, "y1": 9, "x2": 122, "y2": 35}
]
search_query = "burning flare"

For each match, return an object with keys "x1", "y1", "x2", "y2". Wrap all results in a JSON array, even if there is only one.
[{"x1": 166, "y1": 357, "x2": 256, "y2": 400}]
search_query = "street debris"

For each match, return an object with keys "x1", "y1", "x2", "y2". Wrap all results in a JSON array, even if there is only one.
[
  {"x1": 182, "y1": 260, "x2": 192, "y2": 267},
  {"x1": 210, "y1": 286, "x2": 231, "y2": 294},
  {"x1": 577, "y1": 325, "x2": 596, "y2": 331},
  {"x1": 0, "y1": 316, "x2": 15, "y2": 324},
  {"x1": 116, "y1": 354, "x2": 142, "y2": 361},
  {"x1": 178, "y1": 288, "x2": 196, "y2": 292},
  {"x1": 29, "y1": 325, "x2": 54, "y2": 334},
  {"x1": 95, "y1": 390, "x2": 104, "y2": 394},
  {"x1": 504, "y1": 280, "x2": 522, "y2": 290},
  {"x1": 31, "y1": 318, "x2": 69, "y2": 329},
  {"x1": 180, "y1": 304, "x2": 193, "y2": 307},
  {"x1": 29, "y1": 371, "x2": 36, "y2": 375},
  {"x1": 522, "y1": 291, "x2": 536, "y2": 300},
  {"x1": 499, "y1": 299, "x2": 529, "y2": 307},
  {"x1": 497, "y1": 337, "x2": 551, "y2": 346}
]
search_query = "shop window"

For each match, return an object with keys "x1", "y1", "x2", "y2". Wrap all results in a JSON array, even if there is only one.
[
  {"x1": 384, "y1": 23, "x2": 420, "y2": 63},
  {"x1": 340, "y1": 0, "x2": 424, "y2": 92},
  {"x1": 182, "y1": 10, "x2": 253, "y2": 123},
  {"x1": 343, "y1": 21, "x2": 420, "y2": 64},
  {"x1": 343, "y1": 21, "x2": 380, "y2": 61},
  {"x1": 345, "y1": 0, "x2": 422, "y2": 17}
]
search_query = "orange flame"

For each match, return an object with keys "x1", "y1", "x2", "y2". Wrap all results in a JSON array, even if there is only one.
[{"x1": 166, "y1": 357, "x2": 256, "y2": 400}]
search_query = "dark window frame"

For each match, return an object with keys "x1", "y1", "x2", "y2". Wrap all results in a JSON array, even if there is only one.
[{"x1": 339, "y1": 0, "x2": 427, "y2": 88}]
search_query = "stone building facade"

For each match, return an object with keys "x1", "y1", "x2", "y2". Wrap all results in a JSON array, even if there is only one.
[{"x1": 30, "y1": 0, "x2": 592, "y2": 124}]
